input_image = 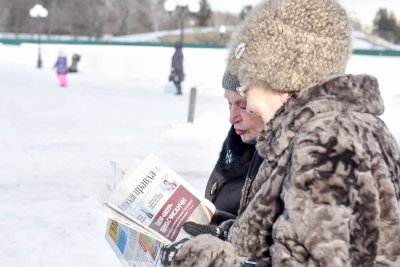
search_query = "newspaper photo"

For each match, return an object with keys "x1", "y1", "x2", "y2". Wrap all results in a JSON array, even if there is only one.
[{"x1": 101, "y1": 154, "x2": 215, "y2": 267}]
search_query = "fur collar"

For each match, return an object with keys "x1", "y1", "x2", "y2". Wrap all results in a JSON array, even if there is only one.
[
  {"x1": 213, "y1": 125, "x2": 255, "y2": 182},
  {"x1": 256, "y1": 74, "x2": 384, "y2": 161}
]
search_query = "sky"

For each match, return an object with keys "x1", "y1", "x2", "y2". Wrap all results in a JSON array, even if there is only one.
[
  {"x1": 207, "y1": 0, "x2": 260, "y2": 14},
  {"x1": 207, "y1": 0, "x2": 400, "y2": 29},
  {"x1": 0, "y1": 41, "x2": 400, "y2": 267}
]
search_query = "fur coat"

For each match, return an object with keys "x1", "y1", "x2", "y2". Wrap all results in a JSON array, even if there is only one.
[{"x1": 172, "y1": 74, "x2": 400, "y2": 267}]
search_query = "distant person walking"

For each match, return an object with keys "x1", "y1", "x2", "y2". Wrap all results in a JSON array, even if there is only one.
[
  {"x1": 53, "y1": 51, "x2": 68, "y2": 87},
  {"x1": 170, "y1": 41, "x2": 184, "y2": 95}
]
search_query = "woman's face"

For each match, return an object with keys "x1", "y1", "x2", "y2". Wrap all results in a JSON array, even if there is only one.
[
  {"x1": 244, "y1": 85, "x2": 290, "y2": 123},
  {"x1": 224, "y1": 89, "x2": 264, "y2": 143}
]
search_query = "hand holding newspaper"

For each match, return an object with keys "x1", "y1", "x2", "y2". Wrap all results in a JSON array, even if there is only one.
[{"x1": 100, "y1": 154, "x2": 215, "y2": 267}]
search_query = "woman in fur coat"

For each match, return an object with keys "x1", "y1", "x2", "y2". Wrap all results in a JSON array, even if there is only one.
[{"x1": 165, "y1": 0, "x2": 400, "y2": 266}]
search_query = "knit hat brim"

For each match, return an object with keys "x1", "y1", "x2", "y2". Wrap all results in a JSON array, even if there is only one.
[{"x1": 222, "y1": 67, "x2": 241, "y2": 91}]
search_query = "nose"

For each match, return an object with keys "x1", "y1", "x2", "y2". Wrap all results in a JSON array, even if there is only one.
[{"x1": 229, "y1": 106, "x2": 241, "y2": 124}]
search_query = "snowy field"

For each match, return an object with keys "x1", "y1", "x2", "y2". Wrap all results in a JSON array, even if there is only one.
[{"x1": 0, "y1": 43, "x2": 400, "y2": 267}]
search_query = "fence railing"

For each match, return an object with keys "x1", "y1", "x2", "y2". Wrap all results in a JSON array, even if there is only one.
[
  {"x1": 1, "y1": 38, "x2": 400, "y2": 55},
  {"x1": 0, "y1": 37, "x2": 224, "y2": 49}
]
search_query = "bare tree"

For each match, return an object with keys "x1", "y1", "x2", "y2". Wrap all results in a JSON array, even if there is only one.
[
  {"x1": 2, "y1": 0, "x2": 32, "y2": 36},
  {"x1": 191, "y1": 0, "x2": 212, "y2": 27},
  {"x1": 113, "y1": 0, "x2": 136, "y2": 35},
  {"x1": 0, "y1": 1, "x2": 12, "y2": 32},
  {"x1": 211, "y1": 11, "x2": 241, "y2": 27},
  {"x1": 146, "y1": 0, "x2": 170, "y2": 32},
  {"x1": 83, "y1": 0, "x2": 105, "y2": 38},
  {"x1": 46, "y1": 0, "x2": 77, "y2": 36}
]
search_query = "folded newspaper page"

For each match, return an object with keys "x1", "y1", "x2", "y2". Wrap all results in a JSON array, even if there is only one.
[
  {"x1": 102, "y1": 154, "x2": 215, "y2": 267},
  {"x1": 105, "y1": 219, "x2": 164, "y2": 267}
]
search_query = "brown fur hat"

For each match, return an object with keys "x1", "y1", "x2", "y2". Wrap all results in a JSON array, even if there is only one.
[{"x1": 227, "y1": 0, "x2": 352, "y2": 92}]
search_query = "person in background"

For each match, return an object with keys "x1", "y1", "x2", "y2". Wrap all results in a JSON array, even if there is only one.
[
  {"x1": 162, "y1": 0, "x2": 400, "y2": 266},
  {"x1": 53, "y1": 50, "x2": 68, "y2": 87},
  {"x1": 170, "y1": 41, "x2": 184, "y2": 95},
  {"x1": 67, "y1": 53, "x2": 81, "y2": 73}
]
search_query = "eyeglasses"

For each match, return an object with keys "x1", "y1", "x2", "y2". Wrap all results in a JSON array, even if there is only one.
[{"x1": 236, "y1": 84, "x2": 249, "y2": 98}]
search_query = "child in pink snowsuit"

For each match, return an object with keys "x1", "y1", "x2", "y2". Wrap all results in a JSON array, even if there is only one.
[{"x1": 53, "y1": 51, "x2": 68, "y2": 87}]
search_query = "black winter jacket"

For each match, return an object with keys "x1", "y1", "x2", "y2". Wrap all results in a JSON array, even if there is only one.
[{"x1": 205, "y1": 125, "x2": 262, "y2": 225}]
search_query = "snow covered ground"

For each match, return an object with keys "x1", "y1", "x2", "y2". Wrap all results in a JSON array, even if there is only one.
[{"x1": 0, "y1": 43, "x2": 399, "y2": 267}]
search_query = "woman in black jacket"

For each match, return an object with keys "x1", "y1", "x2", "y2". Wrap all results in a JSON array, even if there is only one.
[{"x1": 205, "y1": 70, "x2": 264, "y2": 225}]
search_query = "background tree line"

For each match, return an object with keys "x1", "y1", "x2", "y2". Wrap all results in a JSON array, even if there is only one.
[
  {"x1": 373, "y1": 8, "x2": 400, "y2": 44},
  {"x1": 0, "y1": 0, "x2": 241, "y2": 39},
  {"x1": 1, "y1": 0, "x2": 399, "y2": 45}
]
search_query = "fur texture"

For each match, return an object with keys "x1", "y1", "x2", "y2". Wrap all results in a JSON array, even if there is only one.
[
  {"x1": 172, "y1": 74, "x2": 400, "y2": 267},
  {"x1": 227, "y1": 0, "x2": 351, "y2": 92}
]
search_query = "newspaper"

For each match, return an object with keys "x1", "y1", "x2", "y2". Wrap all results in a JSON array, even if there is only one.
[{"x1": 100, "y1": 154, "x2": 215, "y2": 267}]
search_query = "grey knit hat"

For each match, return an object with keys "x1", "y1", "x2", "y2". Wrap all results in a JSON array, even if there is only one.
[
  {"x1": 222, "y1": 67, "x2": 240, "y2": 91},
  {"x1": 227, "y1": 0, "x2": 352, "y2": 92}
]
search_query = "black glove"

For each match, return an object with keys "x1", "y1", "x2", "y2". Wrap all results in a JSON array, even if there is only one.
[
  {"x1": 210, "y1": 209, "x2": 237, "y2": 225},
  {"x1": 160, "y1": 238, "x2": 189, "y2": 267},
  {"x1": 183, "y1": 221, "x2": 228, "y2": 240}
]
